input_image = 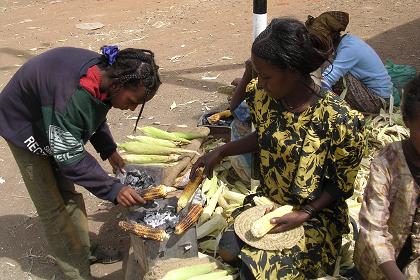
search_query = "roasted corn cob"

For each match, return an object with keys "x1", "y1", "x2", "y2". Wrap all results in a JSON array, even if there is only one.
[
  {"x1": 137, "y1": 185, "x2": 177, "y2": 201},
  {"x1": 118, "y1": 221, "x2": 169, "y2": 241},
  {"x1": 175, "y1": 204, "x2": 203, "y2": 235},
  {"x1": 207, "y1": 110, "x2": 232, "y2": 124},
  {"x1": 177, "y1": 168, "x2": 204, "y2": 212}
]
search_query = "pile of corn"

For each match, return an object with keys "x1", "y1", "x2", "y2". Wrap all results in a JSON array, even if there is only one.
[{"x1": 118, "y1": 126, "x2": 208, "y2": 166}]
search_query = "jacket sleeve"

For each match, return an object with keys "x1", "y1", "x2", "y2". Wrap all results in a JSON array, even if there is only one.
[
  {"x1": 322, "y1": 44, "x2": 359, "y2": 90},
  {"x1": 89, "y1": 121, "x2": 117, "y2": 160},
  {"x1": 45, "y1": 90, "x2": 124, "y2": 203}
]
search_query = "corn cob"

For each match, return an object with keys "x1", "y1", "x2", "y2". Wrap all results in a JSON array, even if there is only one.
[
  {"x1": 197, "y1": 213, "x2": 227, "y2": 239},
  {"x1": 137, "y1": 185, "x2": 177, "y2": 201},
  {"x1": 118, "y1": 141, "x2": 199, "y2": 155},
  {"x1": 207, "y1": 110, "x2": 232, "y2": 124},
  {"x1": 122, "y1": 154, "x2": 180, "y2": 164},
  {"x1": 177, "y1": 168, "x2": 204, "y2": 212},
  {"x1": 126, "y1": 135, "x2": 178, "y2": 147},
  {"x1": 175, "y1": 204, "x2": 203, "y2": 235},
  {"x1": 253, "y1": 196, "x2": 275, "y2": 207},
  {"x1": 188, "y1": 271, "x2": 228, "y2": 280},
  {"x1": 198, "y1": 239, "x2": 218, "y2": 253},
  {"x1": 250, "y1": 205, "x2": 293, "y2": 238},
  {"x1": 171, "y1": 127, "x2": 210, "y2": 140},
  {"x1": 139, "y1": 126, "x2": 191, "y2": 144},
  {"x1": 161, "y1": 262, "x2": 218, "y2": 280},
  {"x1": 118, "y1": 221, "x2": 168, "y2": 241},
  {"x1": 199, "y1": 182, "x2": 224, "y2": 224},
  {"x1": 223, "y1": 189, "x2": 245, "y2": 204}
]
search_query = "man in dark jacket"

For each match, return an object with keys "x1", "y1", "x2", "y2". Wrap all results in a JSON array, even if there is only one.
[{"x1": 0, "y1": 46, "x2": 161, "y2": 279}]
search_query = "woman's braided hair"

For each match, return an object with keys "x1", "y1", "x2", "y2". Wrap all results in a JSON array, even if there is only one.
[
  {"x1": 252, "y1": 18, "x2": 333, "y2": 76},
  {"x1": 402, "y1": 74, "x2": 420, "y2": 122},
  {"x1": 98, "y1": 47, "x2": 161, "y2": 97}
]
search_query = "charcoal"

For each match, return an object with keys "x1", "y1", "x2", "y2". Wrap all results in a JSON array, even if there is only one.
[
  {"x1": 124, "y1": 169, "x2": 155, "y2": 190},
  {"x1": 143, "y1": 209, "x2": 179, "y2": 231}
]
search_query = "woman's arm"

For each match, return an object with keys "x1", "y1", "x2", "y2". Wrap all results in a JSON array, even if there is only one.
[
  {"x1": 191, "y1": 131, "x2": 258, "y2": 178},
  {"x1": 230, "y1": 59, "x2": 253, "y2": 111}
]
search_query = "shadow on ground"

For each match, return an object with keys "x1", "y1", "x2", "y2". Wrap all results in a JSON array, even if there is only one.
[{"x1": 366, "y1": 17, "x2": 420, "y2": 70}]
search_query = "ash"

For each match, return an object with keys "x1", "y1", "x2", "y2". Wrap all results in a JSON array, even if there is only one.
[
  {"x1": 143, "y1": 206, "x2": 179, "y2": 231},
  {"x1": 124, "y1": 170, "x2": 154, "y2": 190}
]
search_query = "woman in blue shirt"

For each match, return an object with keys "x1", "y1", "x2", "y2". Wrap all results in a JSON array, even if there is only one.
[{"x1": 306, "y1": 11, "x2": 393, "y2": 114}]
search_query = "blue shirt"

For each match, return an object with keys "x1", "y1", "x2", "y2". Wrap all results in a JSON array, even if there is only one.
[{"x1": 322, "y1": 34, "x2": 392, "y2": 98}]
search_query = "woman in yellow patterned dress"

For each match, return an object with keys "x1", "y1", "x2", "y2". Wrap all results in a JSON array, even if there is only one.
[{"x1": 191, "y1": 18, "x2": 365, "y2": 279}]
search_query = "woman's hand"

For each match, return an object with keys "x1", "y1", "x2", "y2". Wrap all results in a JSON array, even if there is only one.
[
  {"x1": 190, "y1": 148, "x2": 225, "y2": 179},
  {"x1": 117, "y1": 186, "x2": 146, "y2": 207},
  {"x1": 269, "y1": 211, "x2": 310, "y2": 233},
  {"x1": 108, "y1": 150, "x2": 126, "y2": 174}
]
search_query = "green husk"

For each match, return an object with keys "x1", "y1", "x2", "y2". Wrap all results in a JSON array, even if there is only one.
[
  {"x1": 139, "y1": 126, "x2": 191, "y2": 143},
  {"x1": 171, "y1": 127, "x2": 210, "y2": 140},
  {"x1": 127, "y1": 135, "x2": 178, "y2": 147},
  {"x1": 187, "y1": 271, "x2": 228, "y2": 280},
  {"x1": 161, "y1": 263, "x2": 218, "y2": 280}
]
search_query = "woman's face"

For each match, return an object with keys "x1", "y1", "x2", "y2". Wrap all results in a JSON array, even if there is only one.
[
  {"x1": 110, "y1": 85, "x2": 152, "y2": 111},
  {"x1": 251, "y1": 53, "x2": 301, "y2": 100}
]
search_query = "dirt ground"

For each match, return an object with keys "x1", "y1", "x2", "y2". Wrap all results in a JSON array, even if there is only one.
[{"x1": 0, "y1": 0, "x2": 418, "y2": 279}]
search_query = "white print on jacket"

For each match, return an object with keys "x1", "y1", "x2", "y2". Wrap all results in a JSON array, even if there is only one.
[
  {"x1": 24, "y1": 136, "x2": 51, "y2": 156},
  {"x1": 48, "y1": 125, "x2": 83, "y2": 162}
]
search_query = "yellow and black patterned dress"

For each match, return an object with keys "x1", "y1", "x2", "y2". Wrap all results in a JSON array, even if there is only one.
[{"x1": 240, "y1": 80, "x2": 365, "y2": 279}]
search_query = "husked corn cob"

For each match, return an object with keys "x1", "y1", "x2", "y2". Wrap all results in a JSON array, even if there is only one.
[
  {"x1": 207, "y1": 110, "x2": 232, "y2": 124},
  {"x1": 137, "y1": 185, "x2": 177, "y2": 201},
  {"x1": 251, "y1": 205, "x2": 293, "y2": 238},
  {"x1": 177, "y1": 168, "x2": 204, "y2": 212},
  {"x1": 118, "y1": 221, "x2": 168, "y2": 241},
  {"x1": 175, "y1": 204, "x2": 203, "y2": 235}
]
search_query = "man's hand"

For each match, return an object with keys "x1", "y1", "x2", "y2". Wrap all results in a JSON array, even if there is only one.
[
  {"x1": 117, "y1": 186, "x2": 146, "y2": 207},
  {"x1": 108, "y1": 150, "x2": 126, "y2": 174}
]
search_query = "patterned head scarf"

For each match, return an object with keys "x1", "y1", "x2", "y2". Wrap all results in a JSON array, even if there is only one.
[{"x1": 305, "y1": 11, "x2": 349, "y2": 47}]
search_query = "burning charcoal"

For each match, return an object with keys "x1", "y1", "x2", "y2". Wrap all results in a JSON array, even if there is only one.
[{"x1": 143, "y1": 209, "x2": 179, "y2": 231}]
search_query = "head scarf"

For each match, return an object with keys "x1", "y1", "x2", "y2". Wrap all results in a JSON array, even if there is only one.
[{"x1": 305, "y1": 11, "x2": 349, "y2": 47}]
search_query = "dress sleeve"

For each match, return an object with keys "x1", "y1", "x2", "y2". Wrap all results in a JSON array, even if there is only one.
[
  {"x1": 324, "y1": 110, "x2": 365, "y2": 199},
  {"x1": 244, "y1": 78, "x2": 258, "y2": 125},
  {"x1": 89, "y1": 121, "x2": 117, "y2": 160},
  {"x1": 358, "y1": 155, "x2": 396, "y2": 264}
]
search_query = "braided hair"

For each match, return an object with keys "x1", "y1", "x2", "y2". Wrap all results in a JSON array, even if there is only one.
[
  {"x1": 252, "y1": 18, "x2": 332, "y2": 77},
  {"x1": 98, "y1": 47, "x2": 161, "y2": 97},
  {"x1": 402, "y1": 74, "x2": 420, "y2": 122},
  {"x1": 98, "y1": 47, "x2": 161, "y2": 130}
]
